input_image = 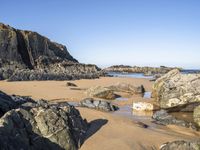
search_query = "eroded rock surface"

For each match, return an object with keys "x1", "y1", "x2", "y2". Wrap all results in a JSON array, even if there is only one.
[
  {"x1": 0, "y1": 91, "x2": 88, "y2": 150},
  {"x1": 152, "y1": 69, "x2": 200, "y2": 109}
]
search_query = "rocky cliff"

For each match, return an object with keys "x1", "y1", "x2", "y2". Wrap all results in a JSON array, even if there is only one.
[{"x1": 0, "y1": 23, "x2": 103, "y2": 80}]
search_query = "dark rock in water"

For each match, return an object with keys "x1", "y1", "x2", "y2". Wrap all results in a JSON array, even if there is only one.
[
  {"x1": 108, "y1": 83, "x2": 145, "y2": 94},
  {"x1": 160, "y1": 140, "x2": 200, "y2": 150},
  {"x1": 0, "y1": 23, "x2": 103, "y2": 81},
  {"x1": 66, "y1": 82, "x2": 77, "y2": 87},
  {"x1": 0, "y1": 92, "x2": 88, "y2": 150},
  {"x1": 79, "y1": 98, "x2": 118, "y2": 112},
  {"x1": 152, "y1": 110, "x2": 197, "y2": 130},
  {"x1": 152, "y1": 69, "x2": 200, "y2": 109}
]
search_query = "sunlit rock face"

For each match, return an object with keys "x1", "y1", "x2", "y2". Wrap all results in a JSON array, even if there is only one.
[{"x1": 152, "y1": 69, "x2": 200, "y2": 109}]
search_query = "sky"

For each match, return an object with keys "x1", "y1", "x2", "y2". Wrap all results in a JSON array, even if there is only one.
[{"x1": 1, "y1": 0, "x2": 200, "y2": 69}]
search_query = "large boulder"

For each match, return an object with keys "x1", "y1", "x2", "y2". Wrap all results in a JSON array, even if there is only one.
[
  {"x1": 85, "y1": 86, "x2": 116, "y2": 99},
  {"x1": 0, "y1": 23, "x2": 103, "y2": 81},
  {"x1": 160, "y1": 140, "x2": 200, "y2": 150},
  {"x1": 152, "y1": 69, "x2": 200, "y2": 109},
  {"x1": 108, "y1": 83, "x2": 145, "y2": 94},
  {"x1": 79, "y1": 98, "x2": 118, "y2": 112},
  {"x1": 0, "y1": 99, "x2": 88, "y2": 150}
]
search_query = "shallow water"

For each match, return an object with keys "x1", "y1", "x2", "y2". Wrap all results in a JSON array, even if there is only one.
[
  {"x1": 143, "y1": 92, "x2": 152, "y2": 99},
  {"x1": 107, "y1": 72, "x2": 154, "y2": 79},
  {"x1": 115, "y1": 97, "x2": 129, "y2": 101}
]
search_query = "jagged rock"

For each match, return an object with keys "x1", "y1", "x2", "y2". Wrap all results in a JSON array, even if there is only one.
[
  {"x1": 160, "y1": 140, "x2": 200, "y2": 150},
  {"x1": 85, "y1": 86, "x2": 116, "y2": 99},
  {"x1": 0, "y1": 23, "x2": 103, "y2": 81},
  {"x1": 66, "y1": 82, "x2": 77, "y2": 87},
  {"x1": 0, "y1": 95, "x2": 88, "y2": 150},
  {"x1": 132, "y1": 102, "x2": 159, "y2": 111},
  {"x1": 108, "y1": 83, "x2": 145, "y2": 94},
  {"x1": 152, "y1": 69, "x2": 200, "y2": 109},
  {"x1": 152, "y1": 110, "x2": 196, "y2": 129},
  {"x1": 104, "y1": 65, "x2": 180, "y2": 75},
  {"x1": 79, "y1": 98, "x2": 118, "y2": 112},
  {"x1": 194, "y1": 105, "x2": 200, "y2": 128},
  {"x1": 0, "y1": 91, "x2": 35, "y2": 117}
]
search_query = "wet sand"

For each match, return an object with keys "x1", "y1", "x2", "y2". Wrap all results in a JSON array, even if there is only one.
[{"x1": 0, "y1": 77, "x2": 199, "y2": 150}]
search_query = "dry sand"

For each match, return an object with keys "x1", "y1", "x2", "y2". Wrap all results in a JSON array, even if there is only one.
[{"x1": 0, "y1": 77, "x2": 199, "y2": 150}]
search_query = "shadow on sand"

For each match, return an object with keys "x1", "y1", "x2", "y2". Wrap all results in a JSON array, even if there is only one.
[{"x1": 82, "y1": 119, "x2": 108, "y2": 144}]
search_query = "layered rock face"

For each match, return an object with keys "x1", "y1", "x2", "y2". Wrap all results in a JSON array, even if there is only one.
[
  {"x1": 152, "y1": 69, "x2": 200, "y2": 109},
  {"x1": 0, "y1": 23, "x2": 103, "y2": 81},
  {"x1": 0, "y1": 91, "x2": 88, "y2": 150},
  {"x1": 104, "y1": 65, "x2": 180, "y2": 75}
]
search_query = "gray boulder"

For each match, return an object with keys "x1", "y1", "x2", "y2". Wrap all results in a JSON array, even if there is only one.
[
  {"x1": 79, "y1": 98, "x2": 118, "y2": 112},
  {"x1": 85, "y1": 86, "x2": 116, "y2": 99}
]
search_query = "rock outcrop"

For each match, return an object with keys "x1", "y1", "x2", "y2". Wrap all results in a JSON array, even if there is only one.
[
  {"x1": 104, "y1": 65, "x2": 180, "y2": 75},
  {"x1": 160, "y1": 140, "x2": 200, "y2": 150},
  {"x1": 0, "y1": 91, "x2": 88, "y2": 150},
  {"x1": 79, "y1": 98, "x2": 118, "y2": 112},
  {"x1": 152, "y1": 69, "x2": 200, "y2": 109},
  {"x1": 0, "y1": 23, "x2": 103, "y2": 81}
]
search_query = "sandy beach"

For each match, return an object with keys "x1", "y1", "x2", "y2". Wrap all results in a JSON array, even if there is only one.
[{"x1": 0, "y1": 77, "x2": 199, "y2": 149}]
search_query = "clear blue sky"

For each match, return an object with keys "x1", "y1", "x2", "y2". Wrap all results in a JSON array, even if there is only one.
[{"x1": 1, "y1": 0, "x2": 200, "y2": 69}]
